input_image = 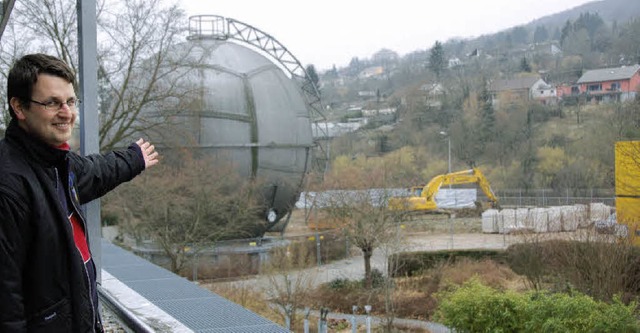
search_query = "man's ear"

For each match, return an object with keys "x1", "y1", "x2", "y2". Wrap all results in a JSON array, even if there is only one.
[{"x1": 10, "y1": 97, "x2": 26, "y2": 120}]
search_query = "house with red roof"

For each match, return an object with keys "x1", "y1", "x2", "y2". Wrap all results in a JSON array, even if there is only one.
[{"x1": 559, "y1": 64, "x2": 640, "y2": 103}]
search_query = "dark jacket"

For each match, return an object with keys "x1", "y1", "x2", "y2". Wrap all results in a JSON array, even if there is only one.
[{"x1": 0, "y1": 120, "x2": 145, "y2": 332}]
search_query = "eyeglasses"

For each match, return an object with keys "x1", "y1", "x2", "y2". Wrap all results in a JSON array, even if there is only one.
[{"x1": 29, "y1": 98, "x2": 81, "y2": 111}]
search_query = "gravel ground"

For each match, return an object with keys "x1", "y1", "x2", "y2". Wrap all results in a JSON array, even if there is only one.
[{"x1": 100, "y1": 306, "x2": 128, "y2": 333}]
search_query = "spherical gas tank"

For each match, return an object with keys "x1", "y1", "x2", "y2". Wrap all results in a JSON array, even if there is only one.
[{"x1": 154, "y1": 35, "x2": 313, "y2": 235}]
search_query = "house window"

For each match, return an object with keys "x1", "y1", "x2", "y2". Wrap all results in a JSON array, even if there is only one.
[
  {"x1": 610, "y1": 82, "x2": 621, "y2": 91},
  {"x1": 587, "y1": 84, "x2": 602, "y2": 92},
  {"x1": 571, "y1": 86, "x2": 580, "y2": 94}
]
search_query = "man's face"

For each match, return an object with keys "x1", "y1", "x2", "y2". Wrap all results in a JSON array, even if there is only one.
[{"x1": 13, "y1": 74, "x2": 77, "y2": 147}]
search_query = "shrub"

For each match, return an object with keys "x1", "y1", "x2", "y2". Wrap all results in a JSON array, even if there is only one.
[
  {"x1": 522, "y1": 292, "x2": 601, "y2": 333},
  {"x1": 327, "y1": 278, "x2": 354, "y2": 290},
  {"x1": 506, "y1": 240, "x2": 640, "y2": 301},
  {"x1": 364, "y1": 268, "x2": 387, "y2": 289},
  {"x1": 505, "y1": 242, "x2": 550, "y2": 290},
  {"x1": 435, "y1": 279, "x2": 640, "y2": 333},
  {"x1": 391, "y1": 249, "x2": 506, "y2": 277},
  {"x1": 435, "y1": 278, "x2": 526, "y2": 332},
  {"x1": 591, "y1": 296, "x2": 640, "y2": 333},
  {"x1": 522, "y1": 292, "x2": 640, "y2": 333}
]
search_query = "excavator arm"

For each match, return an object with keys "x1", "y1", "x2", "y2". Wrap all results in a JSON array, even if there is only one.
[
  {"x1": 473, "y1": 169, "x2": 500, "y2": 208},
  {"x1": 421, "y1": 169, "x2": 484, "y2": 201}
]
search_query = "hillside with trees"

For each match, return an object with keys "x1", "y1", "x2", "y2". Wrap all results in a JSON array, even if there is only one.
[{"x1": 317, "y1": 0, "x2": 640, "y2": 192}]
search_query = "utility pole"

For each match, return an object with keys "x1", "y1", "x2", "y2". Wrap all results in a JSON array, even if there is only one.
[
  {"x1": 447, "y1": 136, "x2": 451, "y2": 175},
  {"x1": 440, "y1": 131, "x2": 452, "y2": 187}
]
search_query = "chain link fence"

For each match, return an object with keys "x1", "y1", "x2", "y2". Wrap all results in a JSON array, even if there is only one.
[{"x1": 484, "y1": 188, "x2": 615, "y2": 208}]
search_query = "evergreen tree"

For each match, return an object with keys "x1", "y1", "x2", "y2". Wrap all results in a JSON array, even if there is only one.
[
  {"x1": 429, "y1": 41, "x2": 446, "y2": 79},
  {"x1": 614, "y1": 18, "x2": 640, "y2": 64},
  {"x1": 520, "y1": 57, "x2": 532, "y2": 72},
  {"x1": 560, "y1": 20, "x2": 573, "y2": 46},
  {"x1": 479, "y1": 82, "x2": 496, "y2": 146},
  {"x1": 574, "y1": 12, "x2": 604, "y2": 40},
  {"x1": 305, "y1": 64, "x2": 320, "y2": 88}
]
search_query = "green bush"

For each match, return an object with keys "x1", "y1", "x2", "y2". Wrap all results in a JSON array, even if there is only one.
[
  {"x1": 591, "y1": 296, "x2": 640, "y2": 333},
  {"x1": 326, "y1": 277, "x2": 359, "y2": 290},
  {"x1": 435, "y1": 279, "x2": 640, "y2": 333},
  {"x1": 522, "y1": 292, "x2": 601, "y2": 332},
  {"x1": 435, "y1": 278, "x2": 526, "y2": 332},
  {"x1": 363, "y1": 268, "x2": 388, "y2": 289}
]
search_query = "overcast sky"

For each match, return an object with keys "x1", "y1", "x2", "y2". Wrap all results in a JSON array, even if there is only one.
[{"x1": 181, "y1": 0, "x2": 596, "y2": 71}]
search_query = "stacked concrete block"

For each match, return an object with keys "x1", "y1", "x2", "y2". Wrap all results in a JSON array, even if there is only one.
[
  {"x1": 528, "y1": 208, "x2": 548, "y2": 233},
  {"x1": 482, "y1": 204, "x2": 611, "y2": 235},
  {"x1": 590, "y1": 202, "x2": 612, "y2": 223},
  {"x1": 547, "y1": 207, "x2": 563, "y2": 232},
  {"x1": 561, "y1": 206, "x2": 579, "y2": 231},
  {"x1": 515, "y1": 208, "x2": 530, "y2": 231},
  {"x1": 482, "y1": 209, "x2": 500, "y2": 233},
  {"x1": 498, "y1": 209, "x2": 516, "y2": 234},
  {"x1": 575, "y1": 204, "x2": 590, "y2": 228}
]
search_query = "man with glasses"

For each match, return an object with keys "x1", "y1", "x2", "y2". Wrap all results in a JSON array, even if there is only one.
[{"x1": 0, "y1": 53, "x2": 158, "y2": 332}]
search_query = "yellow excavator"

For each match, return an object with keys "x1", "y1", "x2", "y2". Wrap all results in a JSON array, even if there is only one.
[{"x1": 388, "y1": 168, "x2": 500, "y2": 213}]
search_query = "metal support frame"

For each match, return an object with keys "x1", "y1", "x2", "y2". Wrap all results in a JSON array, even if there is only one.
[
  {"x1": 188, "y1": 15, "x2": 330, "y2": 172},
  {"x1": 0, "y1": 0, "x2": 16, "y2": 40},
  {"x1": 77, "y1": 0, "x2": 101, "y2": 281}
]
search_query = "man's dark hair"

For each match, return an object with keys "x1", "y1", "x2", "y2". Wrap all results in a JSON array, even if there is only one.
[{"x1": 7, "y1": 53, "x2": 76, "y2": 119}]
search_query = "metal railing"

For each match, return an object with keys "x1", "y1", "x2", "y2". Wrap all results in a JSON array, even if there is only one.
[{"x1": 98, "y1": 286, "x2": 154, "y2": 332}]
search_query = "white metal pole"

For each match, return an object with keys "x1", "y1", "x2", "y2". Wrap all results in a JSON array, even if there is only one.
[
  {"x1": 448, "y1": 136, "x2": 451, "y2": 174},
  {"x1": 448, "y1": 136, "x2": 452, "y2": 190}
]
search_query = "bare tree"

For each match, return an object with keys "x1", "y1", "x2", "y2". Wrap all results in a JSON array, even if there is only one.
[
  {"x1": 95, "y1": 0, "x2": 201, "y2": 150},
  {"x1": 12, "y1": 0, "x2": 79, "y2": 72},
  {"x1": 0, "y1": 21, "x2": 30, "y2": 129},
  {"x1": 263, "y1": 245, "x2": 317, "y2": 330},
  {"x1": 103, "y1": 153, "x2": 266, "y2": 273},
  {"x1": 319, "y1": 162, "x2": 404, "y2": 289},
  {"x1": 9, "y1": 0, "x2": 200, "y2": 150},
  {"x1": 378, "y1": 220, "x2": 407, "y2": 331}
]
